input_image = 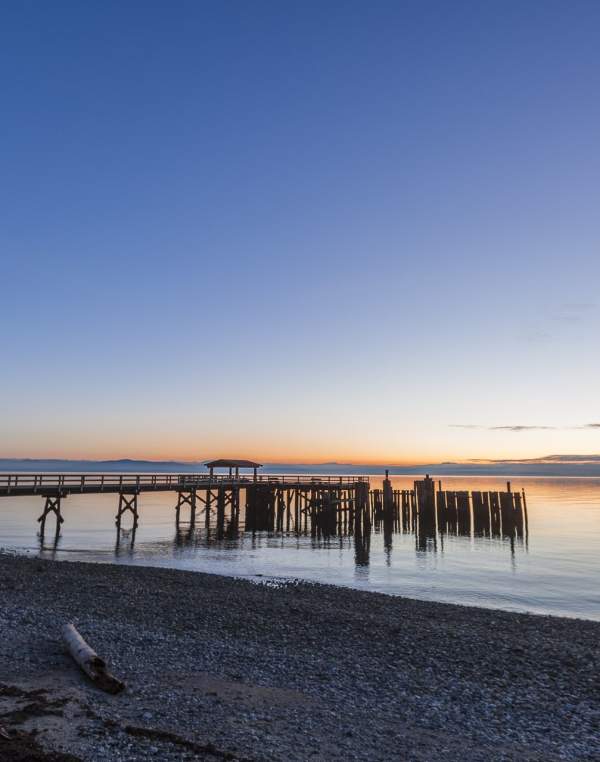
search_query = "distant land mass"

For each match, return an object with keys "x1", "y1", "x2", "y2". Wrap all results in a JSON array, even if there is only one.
[{"x1": 2, "y1": 456, "x2": 600, "y2": 477}]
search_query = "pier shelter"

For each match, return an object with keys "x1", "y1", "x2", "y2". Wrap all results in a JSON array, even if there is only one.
[{"x1": 205, "y1": 459, "x2": 262, "y2": 481}]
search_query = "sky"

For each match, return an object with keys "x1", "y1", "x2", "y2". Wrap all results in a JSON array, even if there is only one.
[{"x1": 1, "y1": 1, "x2": 599, "y2": 464}]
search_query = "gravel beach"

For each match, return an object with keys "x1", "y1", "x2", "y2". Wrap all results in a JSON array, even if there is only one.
[{"x1": 0, "y1": 552, "x2": 598, "y2": 761}]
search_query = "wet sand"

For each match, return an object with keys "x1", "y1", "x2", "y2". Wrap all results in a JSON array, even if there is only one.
[{"x1": 0, "y1": 552, "x2": 598, "y2": 761}]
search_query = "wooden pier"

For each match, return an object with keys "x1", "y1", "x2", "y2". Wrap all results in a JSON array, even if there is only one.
[
  {"x1": 0, "y1": 465, "x2": 527, "y2": 550},
  {"x1": 0, "y1": 464, "x2": 369, "y2": 544}
]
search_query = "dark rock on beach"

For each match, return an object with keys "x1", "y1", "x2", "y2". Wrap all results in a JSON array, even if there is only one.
[{"x1": 0, "y1": 552, "x2": 599, "y2": 761}]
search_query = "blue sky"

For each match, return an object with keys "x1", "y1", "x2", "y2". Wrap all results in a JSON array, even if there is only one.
[{"x1": 1, "y1": 1, "x2": 599, "y2": 462}]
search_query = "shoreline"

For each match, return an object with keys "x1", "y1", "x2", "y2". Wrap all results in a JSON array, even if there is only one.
[
  {"x1": 8, "y1": 546, "x2": 600, "y2": 625},
  {"x1": 1, "y1": 553, "x2": 598, "y2": 760}
]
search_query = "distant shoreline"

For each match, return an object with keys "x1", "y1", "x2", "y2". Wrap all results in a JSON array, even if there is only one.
[{"x1": 3, "y1": 457, "x2": 600, "y2": 477}]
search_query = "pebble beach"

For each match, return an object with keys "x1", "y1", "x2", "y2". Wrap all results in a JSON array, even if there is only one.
[{"x1": 0, "y1": 552, "x2": 599, "y2": 761}]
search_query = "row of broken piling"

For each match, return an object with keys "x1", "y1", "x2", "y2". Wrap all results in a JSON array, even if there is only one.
[{"x1": 243, "y1": 475, "x2": 527, "y2": 542}]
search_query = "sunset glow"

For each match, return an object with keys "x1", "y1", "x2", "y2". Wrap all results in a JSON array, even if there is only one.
[{"x1": 1, "y1": 2, "x2": 599, "y2": 466}]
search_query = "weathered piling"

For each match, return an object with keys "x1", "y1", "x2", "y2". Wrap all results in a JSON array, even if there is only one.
[
  {"x1": 414, "y1": 475, "x2": 436, "y2": 521},
  {"x1": 115, "y1": 491, "x2": 139, "y2": 530},
  {"x1": 456, "y1": 492, "x2": 470, "y2": 535},
  {"x1": 499, "y1": 491, "x2": 515, "y2": 537},
  {"x1": 205, "y1": 486, "x2": 212, "y2": 528},
  {"x1": 37, "y1": 493, "x2": 65, "y2": 538},
  {"x1": 382, "y1": 470, "x2": 394, "y2": 517},
  {"x1": 472, "y1": 491, "x2": 489, "y2": 536},
  {"x1": 446, "y1": 491, "x2": 458, "y2": 533},
  {"x1": 175, "y1": 489, "x2": 196, "y2": 528},
  {"x1": 490, "y1": 492, "x2": 501, "y2": 536}
]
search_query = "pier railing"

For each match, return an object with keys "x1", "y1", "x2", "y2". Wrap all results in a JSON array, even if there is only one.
[{"x1": 0, "y1": 473, "x2": 368, "y2": 496}]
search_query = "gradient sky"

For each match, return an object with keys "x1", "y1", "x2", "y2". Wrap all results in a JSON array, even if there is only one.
[{"x1": 1, "y1": 1, "x2": 599, "y2": 463}]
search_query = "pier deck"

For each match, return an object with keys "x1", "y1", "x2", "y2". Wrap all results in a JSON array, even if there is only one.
[{"x1": 0, "y1": 473, "x2": 366, "y2": 498}]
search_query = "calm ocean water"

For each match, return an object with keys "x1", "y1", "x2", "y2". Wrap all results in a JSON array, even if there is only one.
[{"x1": 1, "y1": 475, "x2": 598, "y2": 621}]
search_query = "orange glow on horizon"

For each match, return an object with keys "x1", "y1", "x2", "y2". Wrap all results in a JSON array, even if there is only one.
[
  {"x1": 4, "y1": 425, "x2": 599, "y2": 466},
  {"x1": 0, "y1": 444, "x2": 591, "y2": 467}
]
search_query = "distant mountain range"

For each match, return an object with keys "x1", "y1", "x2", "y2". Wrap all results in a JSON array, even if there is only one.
[{"x1": 2, "y1": 456, "x2": 600, "y2": 477}]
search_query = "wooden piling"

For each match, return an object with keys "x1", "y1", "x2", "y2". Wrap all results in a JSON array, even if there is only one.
[
  {"x1": 38, "y1": 494, "x2": 65, "y2": 537},
  {"x1": 115, "y1": 491, "x2": 139, "y2": 530}
]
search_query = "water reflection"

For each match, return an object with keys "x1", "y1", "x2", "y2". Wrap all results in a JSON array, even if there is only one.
[
  {"x1": 162, "y1": 492, "x2": 527, "y2": 571},
  {"x1": 36, "y1": 479, "x2": 530, "y2": 572},
  {"x1": 115, "y1": 525, "x2": 137, "y2": 555}
]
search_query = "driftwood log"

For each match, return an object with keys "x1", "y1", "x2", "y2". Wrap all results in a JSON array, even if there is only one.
[{"x1": 62, "y1": 623, "x2": 125, "y2": 694}]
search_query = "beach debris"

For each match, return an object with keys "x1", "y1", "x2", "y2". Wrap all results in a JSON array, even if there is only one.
[{"x1": 61, "y1": 623, "x2": 124, "y2": 694}]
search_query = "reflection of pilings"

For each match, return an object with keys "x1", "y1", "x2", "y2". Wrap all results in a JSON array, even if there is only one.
[
  {"x1": 354, "y1": 530, "x2": 370, "y2": 566},
  {"x1": 115, "y1": 524, "x2": 137, "y2": 553},
  {"x1": 415, "y1": 513, "x2": 436, "y2": 552},
  {"x1": 174, "y1": 526, "x2": 195, "y2": 547},
  {"x1": 39, "y1": 525, "x2": 61, "y2": 557}
]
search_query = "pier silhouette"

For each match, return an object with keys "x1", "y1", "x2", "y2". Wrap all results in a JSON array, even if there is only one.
[{"x1": 1, "y1": 467, "x2": 527, "y2": 556}]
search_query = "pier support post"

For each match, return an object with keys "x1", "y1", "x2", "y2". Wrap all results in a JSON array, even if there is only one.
[
  {"x1": 205, "y1": 488, "x2": 212, "y2": 528},
  {"x1": 116, "y1": 492, "x2": 139, "y2": 530},
  {"x1": 175, "y1": 490, "x2": 197, "y2": 528},
  {"x1": 38, "y1": 494, "x2": 65, "y2": 538},
  {"x1": 216, "y1": 485, "x2": 226, "y2": 536}
]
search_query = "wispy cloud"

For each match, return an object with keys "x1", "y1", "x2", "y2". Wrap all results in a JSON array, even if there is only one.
[
  {"x1": 450, "y1": 424, "x2": 556, "y2": 432},
  {"x1": 550, "y1": 302, "x2": 597, "y2": 323},
  {"x1": 490, "y1": 425, "x2": 556, "y2": 431},
  {"x1": 519, "y1": 302, "x2": 597, "y2": 344},
  {"x1": 476, "y1": 454, "x2": 600, "y2": 465},
  {"x1": 450, "y1": 422, "x2": 600, "y2": 432}
]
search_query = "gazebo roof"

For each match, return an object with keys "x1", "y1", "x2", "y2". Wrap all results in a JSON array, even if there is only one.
[{"x1": 205, "y1": 459, "x2": 262, "y2": 469}]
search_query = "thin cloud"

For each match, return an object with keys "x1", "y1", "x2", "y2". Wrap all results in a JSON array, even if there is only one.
[
  {"x1": 490, "y1": 425, "x2": 556, "y2": 432},
  {"x1": 450, "y1": 424, "x2": 556, "y2": 432},
  {"x1": 484, "y1": 454, "x2": 600, "y2": 464},
  {"x1": 451, "y1": 422, "x2": 600, "y2": 432},
  {"x1": 551, "y1": 302, "x2": 597, "y2": 323},
  {"x1": 519, "y1": 302, "x2": 597, "y2": 344}
]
